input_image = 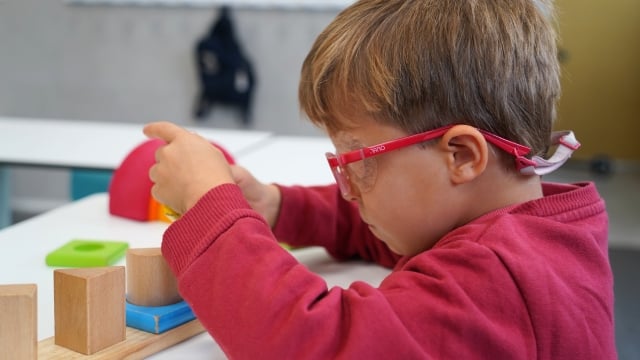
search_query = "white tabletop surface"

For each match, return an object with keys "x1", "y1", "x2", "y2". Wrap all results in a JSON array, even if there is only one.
[
  {"x1": 0, "y1": 116, "x2": 272, "y2": 169},
  {"x1": 236, "y1": 135, "x2": 335, "y2": 187},
  {"x1": 0, "y1": 193, "x2": 390, "y2": 359}
]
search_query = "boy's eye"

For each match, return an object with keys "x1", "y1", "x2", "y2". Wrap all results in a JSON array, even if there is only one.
[{"x1": 345, "y1": 157, "x2": 376, "y2": 189}]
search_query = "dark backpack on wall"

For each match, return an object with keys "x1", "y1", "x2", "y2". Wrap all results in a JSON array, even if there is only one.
[{"x1": 194, "y1": 7, "x2": 256, "y2": 125}]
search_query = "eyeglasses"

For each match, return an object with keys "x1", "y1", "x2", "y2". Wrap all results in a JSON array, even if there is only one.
[{"x1": 325, "y1": 124, "x2": 537, "y2": 198}]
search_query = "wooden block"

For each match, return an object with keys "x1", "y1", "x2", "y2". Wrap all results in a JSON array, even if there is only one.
[
  {"x1": 126, "y1": 248, "x2": 181, "y2": 307},
  {"x1": 126, "y1": 300, "x2": 195, "y2": 334},
  {"x1": 38, "y1": 319, "x2": 205, "y2": 359},
  {"x1": 54, "y1": 267, "x2": 125, "y2": 355},
  {"x1": 0, "y1": 284, "x2": 37, "y2": 360}
]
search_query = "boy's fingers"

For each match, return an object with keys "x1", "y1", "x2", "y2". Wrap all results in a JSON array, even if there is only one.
[{"x1": 143, "y1": 121, "x2": 186, "y2": 143}]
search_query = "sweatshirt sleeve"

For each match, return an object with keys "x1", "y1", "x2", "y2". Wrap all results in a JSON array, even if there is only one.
[{"x1": 272, "y1": 183, "x2": 400, "y2": 268}]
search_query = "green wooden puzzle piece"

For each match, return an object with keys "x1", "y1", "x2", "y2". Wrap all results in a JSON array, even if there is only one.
[{"x1": 46, "y1": 239, "x2": 129, "y2": 267}]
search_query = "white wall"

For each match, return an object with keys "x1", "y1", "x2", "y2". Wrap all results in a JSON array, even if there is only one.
[{"x1": 0, "y1": 0, "x2": 338, "y2": 215}]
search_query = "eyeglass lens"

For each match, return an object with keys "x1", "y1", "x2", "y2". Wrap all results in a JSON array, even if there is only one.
[{"x1": 330, "y1": 154, "x2": 377, "y2": 197}]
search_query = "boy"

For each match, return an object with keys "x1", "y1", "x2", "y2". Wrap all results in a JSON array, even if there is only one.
[{"x1": 145, "y1": 0, "x2": 616, "y2": 358}]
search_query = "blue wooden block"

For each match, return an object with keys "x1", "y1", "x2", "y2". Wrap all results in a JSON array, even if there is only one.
[{"x1": 125, "y1": 300, "x2": 196, "y2": 334}]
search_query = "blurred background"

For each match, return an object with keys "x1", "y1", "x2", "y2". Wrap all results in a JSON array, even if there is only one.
[{"x1": 1, "y1": 0, "x2": 336, "y2": 212}]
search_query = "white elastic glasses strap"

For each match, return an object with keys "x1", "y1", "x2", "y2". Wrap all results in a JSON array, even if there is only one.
[{"x1": 520, "y1": 131, "x2": 581, "y2": 176}]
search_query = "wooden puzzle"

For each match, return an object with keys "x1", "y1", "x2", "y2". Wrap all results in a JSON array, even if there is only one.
[
  {"x1": 37, "y1": 319, "x2": 204, "y2": 359},
  {"x1": 1, "y1": 247, "x2": 206, "y2": 359}
]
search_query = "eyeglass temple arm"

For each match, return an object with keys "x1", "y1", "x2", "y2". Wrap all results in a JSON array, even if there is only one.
[
  {"x1": 520, "y1": 131, "x2": 580, "y2": 175},
  {"x1": 337, "y1": 127, "x2": 454, "y2": 165}
]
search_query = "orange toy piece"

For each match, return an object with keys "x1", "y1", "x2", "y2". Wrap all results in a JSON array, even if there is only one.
[
  {"x1": 147, "y1": 198, "x2": 178, "y2": 223},
  {"x1": 109, "y1": 138, "x2": 234, "y2": 222}
]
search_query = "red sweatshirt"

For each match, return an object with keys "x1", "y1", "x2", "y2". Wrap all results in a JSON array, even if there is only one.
[{"x1": 161, "y1": 181, "x2": 616, "y2": 359}]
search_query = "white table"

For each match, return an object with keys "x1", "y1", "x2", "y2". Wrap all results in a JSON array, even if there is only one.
[
  {"x1": 0, "y1": 116, "x2": 273, "y2": 227},
  {"x1": 236, "y1": 135, "x2": 335, "y2": 186},
  {"x1": 0, "y1": 193, "x2": 390, "y2": 359}
]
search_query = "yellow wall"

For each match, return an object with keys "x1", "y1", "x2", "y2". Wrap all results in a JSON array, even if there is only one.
[{"x1": 555, "y1": 0, "x2": 640, "y2": 160}]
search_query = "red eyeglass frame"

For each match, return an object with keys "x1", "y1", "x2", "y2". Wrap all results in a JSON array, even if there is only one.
[{"x1": 326, "y1": 125, "x2": 537, "y2": 196}]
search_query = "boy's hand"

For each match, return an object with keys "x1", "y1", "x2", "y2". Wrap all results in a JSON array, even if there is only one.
[
  {"x1": 230, "y1": 165, "x2": 282, "y2": 228},
  {"x1": 144, "y1": 121, "x2": 234, "y2": 215}
]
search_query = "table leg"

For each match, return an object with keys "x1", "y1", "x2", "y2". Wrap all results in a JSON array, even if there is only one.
[{"x1": 0, "y1": 166, "x2": 11, "y2": 228}]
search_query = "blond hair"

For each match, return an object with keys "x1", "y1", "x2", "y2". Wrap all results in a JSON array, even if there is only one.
[{"x1": 299, "y1": 0, "x2": 560, "y2": 157}]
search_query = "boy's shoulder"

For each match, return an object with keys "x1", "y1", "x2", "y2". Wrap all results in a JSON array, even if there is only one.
[{"x1": 424, "y1": 181, "x2": 605, "y2": 255}]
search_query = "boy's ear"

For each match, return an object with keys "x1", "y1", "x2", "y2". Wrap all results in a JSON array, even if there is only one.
[{"x1": 438, "y1": 125, "x2": 489, "y2": 184}]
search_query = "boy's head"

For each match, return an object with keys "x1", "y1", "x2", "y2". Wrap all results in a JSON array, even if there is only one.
[
  {"x1": 299, "y1": 0, "x2": 562, "y2": 255},
  {"x1": 299, "y1": 0, "x2": 559, "y2": 161}
]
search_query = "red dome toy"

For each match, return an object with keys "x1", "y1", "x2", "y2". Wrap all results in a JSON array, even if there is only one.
[{"x1": 109, "y1": 138, "x2": 234, "y2": 222}]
